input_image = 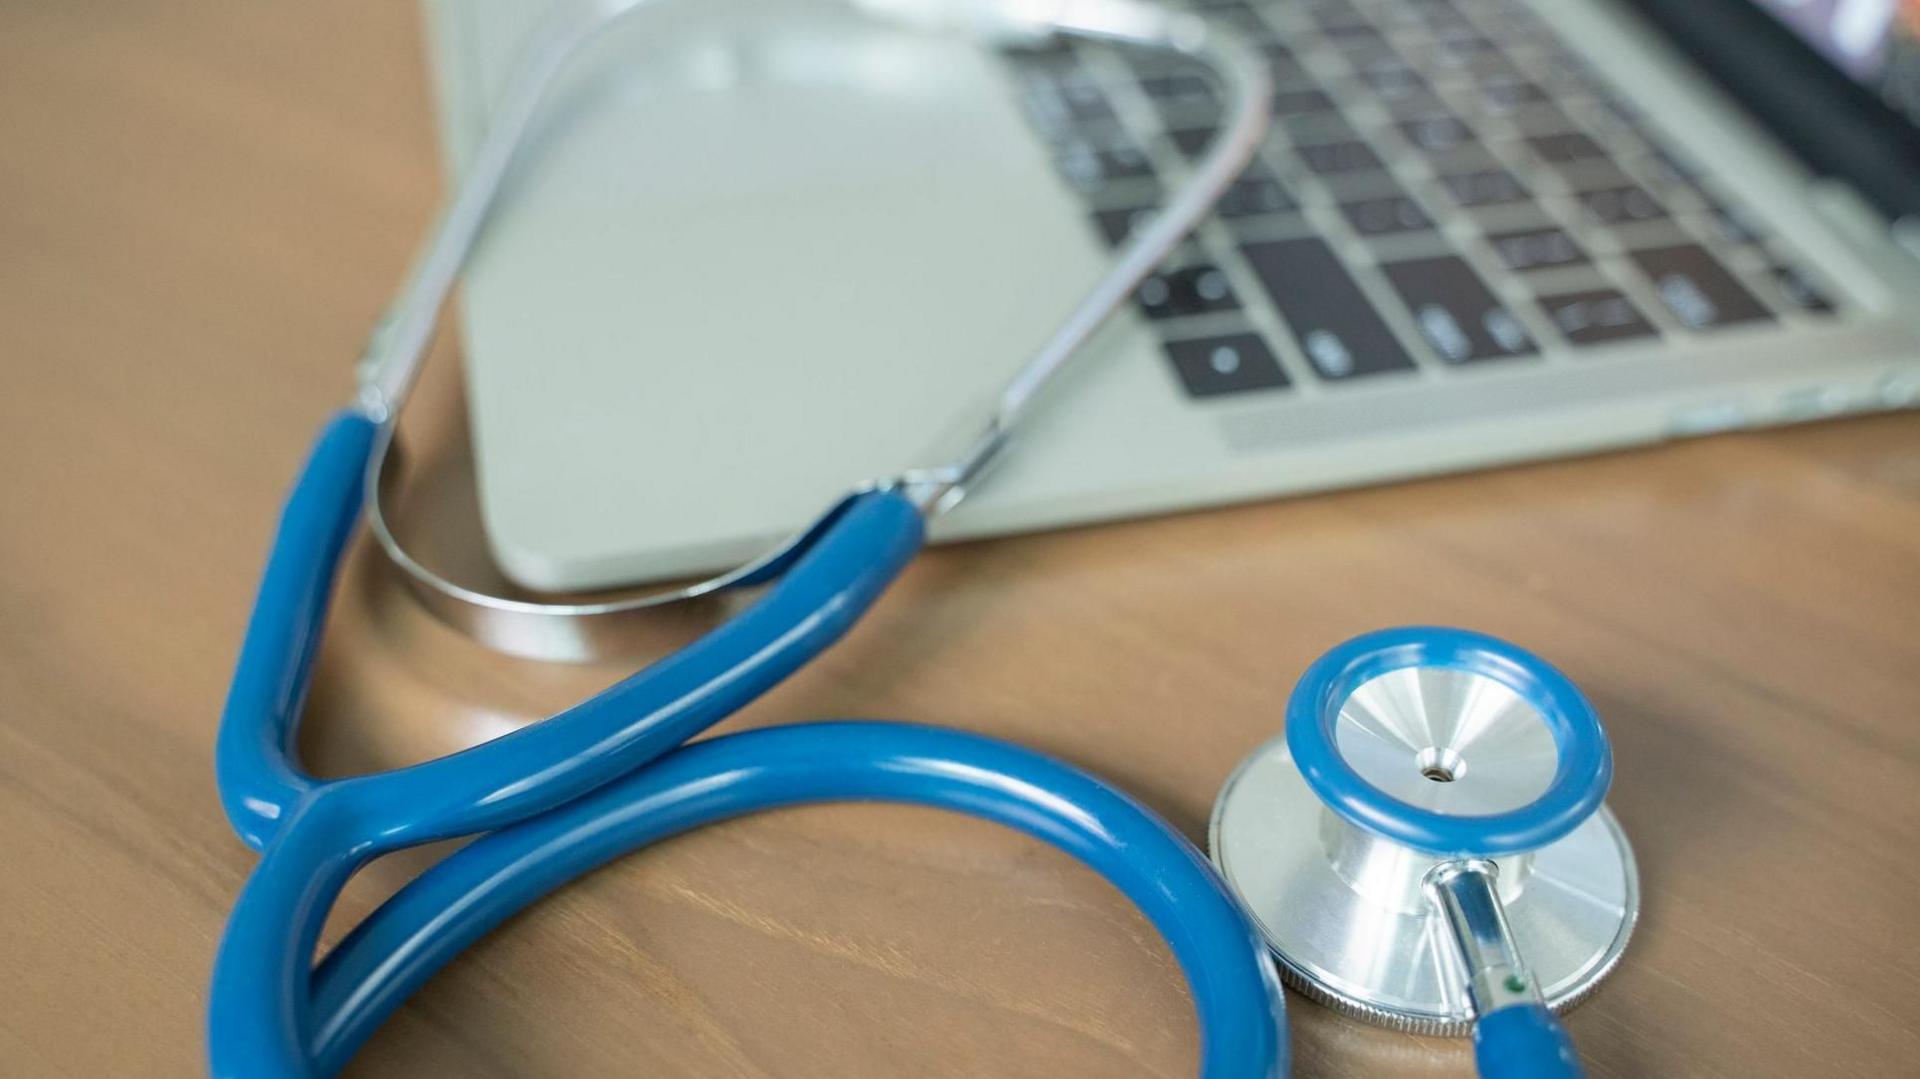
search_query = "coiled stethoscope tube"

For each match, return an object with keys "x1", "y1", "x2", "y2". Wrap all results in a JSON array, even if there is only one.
[
  {"x1": 210, "y1": 0, "x2": 1291, "y2": 1074},
  {"x1": 213, "y1": 2, "x2": 1641, "y2": 1073},
  {"x1": 212, "y1": 419, "x2": 1288, "y2": 1076},
  {"x1": 304, "y1": 721, "x2": 1289, "y2": 1074}
]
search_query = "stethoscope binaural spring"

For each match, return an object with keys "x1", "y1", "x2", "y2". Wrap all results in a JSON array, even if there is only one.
[{"x1": 355, "y1": 0, "x2": 1275, "y2": 662}]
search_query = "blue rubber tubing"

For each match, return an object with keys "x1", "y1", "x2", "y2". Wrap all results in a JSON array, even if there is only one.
[
  {"x1": 1285, "y1": 626, "x2": 1612, "y2": 857},
  {"x1": 303, "y1": 721, "x2": 1290, "y2": 1077},
  {"x1": 209, "y1": 411, "x2": 1288, "y2": 1077},
  {"x1": 1473, "y1": 1004, "x2": 1585, "y2": 1079}
]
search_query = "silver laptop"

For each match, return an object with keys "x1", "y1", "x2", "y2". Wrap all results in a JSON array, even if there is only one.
[{"x1": 423, "y1": 0, "x2": 1920, "y2": 592}]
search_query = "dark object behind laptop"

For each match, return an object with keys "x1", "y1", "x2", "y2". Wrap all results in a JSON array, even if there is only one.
[{"x1": 1622, "y1": 0, "x2": 1920, "y2": 223}]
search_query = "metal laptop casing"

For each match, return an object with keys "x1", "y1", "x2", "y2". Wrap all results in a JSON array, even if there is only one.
[{"x1": 427, "y1": 0, "x2": 1920, "y2": 591}]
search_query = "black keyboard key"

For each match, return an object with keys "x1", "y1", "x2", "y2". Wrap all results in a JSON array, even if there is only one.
[
  {"x1": 1310, "y1": 4, "x2": 1373, "y2": 33},
  {"x1": 1419, "y1": 10, "x2": 1477, "y2": 37},
  {"x1": 1478, "y1": 76, "x2": 1547, "y2": 112},
  {"x1": 1486, "y1": 0, "x2": 1544, "y2": 22},
  {"x1": 1560, "y1": 161, "x2": 1636, "y2": 193},
  {"x1": 1526, "y1": 131, "x2": 1607, "y2": 164},
  {"x1": 1210, "y1": 5, "x2": 1277, "y2": 41},
  {"x1": 1168, "y1": 126, "x2": 1217, "y2": 159},
  {"x1": 1538, "y1": 288, "x2": 1659, "y2": 345},
  {"x1": 1145, "y1": 74, "x2": 1221, "y2": 125},
  {"x1": 1272, "y1": 88, "x2": 1337, "y2": 117},
  {"x1": 1019, "y1": 73, "x2": 1115, "y2": 130},
  {"x1": 1152, "y1": 98, "x2": 1223, "y2": 131},
  {"x1": 1388, "y1": 90, "x2": 1456, "y2": 121},
  {"x1": 1090, "y1": 205, "x2": 1155, "y2": 246},
  {"x1": 1381, "y1": 256, "x2": 1537, "y2": 362},
  {"x1": 1239, "y1": 238, "x2": 1417, "y2": 379},
  {"x1": 1771, "y1": 264, "x2": 1835, "y2": 314},
  {"x1": 1299, "y1": 140, "x2": 1384, "y2": 175},
  {"x1": 998, "y1": 41, "x2": 1080, "y2": 77},
  {"x1": 1429, "y1": 33, "x2": 1497, "y2": 66},
  {"x1": 1055, "y1": 139, "x2": 1155, "y2": 196},
  {"x1": 1439, "y1": 167, "x2": 1530, "y2": 207},
  {"x1": 1260, "y1": 42, "x2": 1308, "y2": 83},
  {"x1": 1139, "y1": 73, "x2": 1215, "y2": 102},
  {"x1": 1466, "y1": 53, "x2": 1528, "y2": 83},
  {"x1": 1630, "y1": 244, "x2": 1772, "y2": 328},
  {"x1": 1399, "y1": 115, "x2": 1475, "y2": 153},
  {"x1": 1054, "y1": 76, "x2": 1117, "y2": 123},
  {"x1": 1326, "y1": 25, "x2": 1387, "y2": 50},
  {"x1": 1283, "y1": 112, "x2": 1359, "y2": 144},
  {"x1": 1121, "y1": 45, "x2": 1201, "y2": 78},
  {"x1": 1138, "y1": 265, "x2": 1240, "y2": 319},
  {"x1": 1536, "y1": 52, "x2": 1602, "y2": 93},
  {"x1": 1163, "y1": 333, "x2": 1290, "y2": 397},
  {"x1": 1579, "y1": 184, "x2": 1667, "y2": 225},
  {"x1": 1218, "y1": 175, "x2": 1298, "y2": 218},
  {"x1": 1357, "y1": 58, "x2": 1427, "y2": 97},
  {"x1": 1152, "y1": 105, "x2": 1228, "y2": 139},
  {"x1": 1342, "y1": 194, "x2": 1433, "y2": 235},
  {"x1": 1424, "y1": 141, "x2": 1500, "y2": 173},
  {"x1": 1487, "y1": 226, "x2": 1588, "y2": 271},
  {"x1": 1509, "y1": 103, "x2": 1580, "y2": 134}
]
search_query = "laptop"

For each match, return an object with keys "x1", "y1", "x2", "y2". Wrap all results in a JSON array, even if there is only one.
[{"x1": 421, "y1": 0, "x2": 1920, "y2": 592}]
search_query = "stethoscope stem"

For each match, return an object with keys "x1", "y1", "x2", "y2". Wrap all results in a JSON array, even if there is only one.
[{"x1": 1428, "y1": 862, "x2": 1584, "y2": 1079}]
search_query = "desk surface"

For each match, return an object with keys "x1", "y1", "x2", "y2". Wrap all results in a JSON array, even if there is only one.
[{"x1": 4, "y1": 2, "x2": 1920, "y2": 1076}]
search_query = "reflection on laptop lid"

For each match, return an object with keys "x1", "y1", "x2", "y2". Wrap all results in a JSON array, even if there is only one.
[
  {"x1": 1756, "y1": 0, "x2": 1919, "y2": 108},
  {"x1": 1626, "y1": 0, "x2": 1920, "y2": 226}
]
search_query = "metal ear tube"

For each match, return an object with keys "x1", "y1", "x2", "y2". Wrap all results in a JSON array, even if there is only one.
[
  {"x1": 1211, "y1": 628, "x2": 1639, "y2": 1077},
  {"x1": 348, "y1": 0, "x2": 1273, "y2": 663}
]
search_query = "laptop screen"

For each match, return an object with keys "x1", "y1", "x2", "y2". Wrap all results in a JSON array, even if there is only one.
[{"x1": 1750, "y1": 1, "x2": 1920, "y2": 124}]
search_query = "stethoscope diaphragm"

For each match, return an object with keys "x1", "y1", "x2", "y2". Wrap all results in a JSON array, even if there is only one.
[{"x1": 1209, "y1": 627, "x2": 1639, "y2": 1036}]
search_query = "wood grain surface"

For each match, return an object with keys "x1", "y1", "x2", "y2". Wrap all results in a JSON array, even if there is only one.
[{"x1": 3, "y1": 2, "x2": 1919, "y2": 1076}]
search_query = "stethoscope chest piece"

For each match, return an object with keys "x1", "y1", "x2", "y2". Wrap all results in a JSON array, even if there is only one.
[{"x1": 1210, "y1": 627, "x2": 1639, "y2": 1037}]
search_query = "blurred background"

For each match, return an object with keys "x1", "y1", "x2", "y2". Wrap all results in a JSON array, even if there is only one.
[{"x1": 2, "y1": 0, "x2": 1917, "y2": 1075}]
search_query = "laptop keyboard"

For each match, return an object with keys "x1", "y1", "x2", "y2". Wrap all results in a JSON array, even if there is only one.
[{"x1": 1000, "y1": 0, "x2": 1845, "y2": 400}]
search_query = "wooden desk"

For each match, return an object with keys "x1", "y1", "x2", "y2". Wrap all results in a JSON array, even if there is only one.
[{"x1": 3, "y1": 2, "x2": 1918, "y2": 1075}]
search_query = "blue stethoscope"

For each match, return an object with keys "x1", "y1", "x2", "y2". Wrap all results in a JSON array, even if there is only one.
[{"x1": 207, "y1": 2, "x2": 1637, "y2": 1076}]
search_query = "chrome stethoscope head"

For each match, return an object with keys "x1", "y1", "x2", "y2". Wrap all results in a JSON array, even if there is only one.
[{"x1": 1211, "y1": 628, "x2": 1639, "y2": 1038}]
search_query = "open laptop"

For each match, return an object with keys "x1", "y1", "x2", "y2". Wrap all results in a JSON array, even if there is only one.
[{"x1": 422, "y1": 0, "x2": 1920, "y2": 592}]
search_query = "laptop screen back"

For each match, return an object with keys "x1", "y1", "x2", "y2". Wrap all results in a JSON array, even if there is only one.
[{"x1": 1751, "y1": 1, "x2": 1920, "y2": 125}]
